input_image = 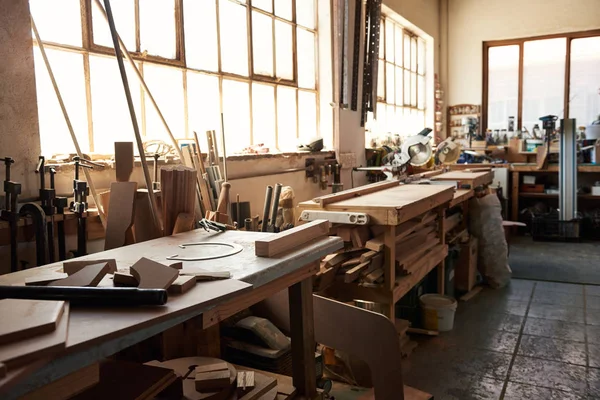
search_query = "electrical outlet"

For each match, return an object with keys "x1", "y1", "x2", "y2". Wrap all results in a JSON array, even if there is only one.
[{"x1": 338, "y1": 152, "x2": 356, "y2": 169}]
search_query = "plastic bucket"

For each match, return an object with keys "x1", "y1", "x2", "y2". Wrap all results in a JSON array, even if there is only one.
[{"x1": 419, "y1": 294, "x2": 457, "y2": 332}]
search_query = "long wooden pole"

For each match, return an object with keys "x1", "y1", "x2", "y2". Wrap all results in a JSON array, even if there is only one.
[
  {"x1": 30, "y1": 17, "x2": 107, "y2": 228},
  {"x1": 102, "y1": 0, "x2": 163, "y2": 234},
  {"x1": 93, "y1": 0, "x2": 184, "y2": 161}
]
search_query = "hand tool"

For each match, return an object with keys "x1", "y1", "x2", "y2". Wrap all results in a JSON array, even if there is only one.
[
  {"x1": 198, "y1": 219, "x2": 236, "y2": 232},
  {"x1": 1, "y1": 157, "x2": 21, "y2": 272},
  {"x1": 70, "y1": 157, "x2": 101, "y2": 257},
  {"x1": 0, "y1": 285, "x2": 167, "y2": 306},
  {"x1": 36, "y1": 156, "x2": 56, "y2": 262},
  {"x1": 268, "y1": 184, "x2": 282, "y2": 232},
  {"x1": 19, "y1": 203, "x2": 48, "y2": 267},
  {"x1": 261, "y1": 186, "x2": 273, "y2": 232}
]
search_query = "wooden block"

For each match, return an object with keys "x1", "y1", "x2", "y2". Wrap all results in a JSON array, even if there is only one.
[
  {"x1": 20, "y1": 362, "x2": 99, "y2": 400},
  {"x1": 114, "y1": 141, "x2": 134, "y2": 182},
  {"x1": 324, "y1": 253, "x2": 350, "y2": 268},
  {"x1": 169, "y1": 262, "x2": 183, "y2": 270},
  {"x1": 179, "y1": 268, "x2": 231, "y2": 281},
  {"x1": 359, "y1": 254, "x2": 383, "y2": 278},
  {"x1": 237, "y1": 371, "x2": 255, "y2": 394},
  {"x1": 24, "y1": 272, "x2": 68, "y2": 286},
  {"x1": 312, "y1": 180, "x2": 399, "y2": 207},
  {"x1": 314, "y1": 266, "x2": 337, "y2": 292},
  {"x1": 255, "y1": 220, "x2": 330, "y2": 257},
  {"x1": 0, "y1": 300, "x2": 64, "y2": 346},
  {"x1": 194, "y1": 369, "x2": 230, "y2": 392},
  {"x1": 407, "y1": 327, "x2": 439, "y2": 336},
  {"x1": 359, "y1": 250, "x2": 378, "y2": 263},
  {"x1": 344, "y1": 262, "x2": 370, "y2": 283},
  {"x1": 194, "y1": 361, "x2": 228, "y2": 374},
  {"x1": 341, "y1": 257, "x2": 361, "y2": 268},
  {"x1": 168, "y1": 275, "x2": 196, "y2": 295},
  {"x1": 172, "y1": 212, "x2": 195, "y2": 235},
  {"x1": 394, "y1": 319, "x2": 410, "y2": 336},
  {"x1": 335, "y1": 226, "x2": 353, "y2": 242},
  {"x1": 130, "y1": 257, "x2": 179, "y2": 289},
  {"x1": 350, "y1": 225, "x2": 370, "y2": 248},
  {"x1": 63, "y1": 259, "x2": 117, "y2": 275},
  {"x1": 363, "y1": 268, "x2": 384, "y2": 284},
  {"x1": 113, "y1": 271, "x2": 138, "y2": 287},
  {"x1": 237, "y1": 371, "x2": 277, "y2": 400},
  {"x1": 48, "y1": 262, "x2": 110, "y2": 287},
  {"x1": 104, "y1": 181, "x2": 138, "y2": 250},
  {"x1": 0, "y1": 303, "x2": 69, "y2": 369}
]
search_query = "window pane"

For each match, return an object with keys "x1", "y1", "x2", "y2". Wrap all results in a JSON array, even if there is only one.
[
  {"x1": 275, "y1": 0, "x2": 293, "y2": 21},
  {"x1": 89, "y1": 54, "x2": 142, "y2": 154},
  {"x1": 522, "y1": 38, "x2": 566, "y2": 131},
  {"x1": 252, "y1": 83, "x2": 276, "y2": 147},
  {"x1": 275, "y1": 21, "x2": 294, "y2": 80},
  {"x1": 569, "y1": 37, "x2": 600, "y2": 126},
  {"x1": 140, "y1": 0, "x2": 177, "y2": 58},
  {"x1": 395, "y1": 67, "x2": 402, "y2": 106},
  {"x1": 403, "y1": 34, "x2": 410, "y2": 69},
  {"x1": 487, "y1": 45, "x2": 519, "y2": 130},
  {"x1": 385, "y1": 63, "x2": 394, "y2": 104},
  {"x1": 184, "y1": 0, "x2": 218, "y2": 71},
  {"x1": 377, "y1": 59, "x2": 385, "y2": 99},
  {"x1": 411, "y1": 37, "x2": 417, "y2": 72},
  {"x1": 277, "y1": 86, "x2": 297, "y2": 151},
  {"x1": 252, "y1": 11, "x2": 274, "y2": 76},
  {"x1": 387, "y1": 105, "x2": 396, "y2": 134},
  {"x1": 143, "y1": 63, "x2": 185, "y2": 142},
  {"x1": 404, "y1": 69, "x2": 410, "y2": 106},
  {"x1": 395, "y1": 26, "x2": 403, "y2": 66},
  {"x1": 30, "y1": 0, "x2": 82, "y2": 47},
  {"x1": 385, "y1": 21, "x2": 394, "y2": 62},
  {"x1": 252, "y1": 0, "x2": 272, "y2": 12},
  {"x1": 296, "y1": 0, "x2": 315, "y2": 29},
  {"x1": 186, "y1": 72, "x2": 221, "y2": 153},
  {"x1": 34, "y1": 48, "x2": 87, "y2": 155},
  {"x1": 411, "y1": 72, "x2": 417, "y2": 106},
  {"x1": 418, "y1": 75, "x2": 425, "y2": 109},
  {"x1": 219, "y1": 0, "x2": 249, "y2": 76},
  {"x1": 91, "y1": 0, "x2": 135, "y2": 50},
  {"x1": 418, "y1": 39, "x2": 425, "y2": 74},
  {"x1": 222, "y1": 79, "x2": 250, "y2": 153},
  {"x1": 297, "y1": 28, "x2": 316, "y2": 89},
  {"x1": 298, "y1": 91, "x2": 317, "y2": 141},
  {"x1": 379, "y1": 19, "x2": 385, "y2": 59}
]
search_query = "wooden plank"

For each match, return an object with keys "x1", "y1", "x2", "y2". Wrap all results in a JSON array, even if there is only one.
[
  {"x1": 168, "y1": 275, "x2": 197, "y2": 294},
  {"x1": 341, "y1": 257, "x2": 361, "y2": 268},
  {"x1": 114, "y1": 142, "x2": 134, "y2": 183},
  {"x1": 314, "y1": 266, "x2": 337, "y2": 292},
  {"x1": 104, "y1": 181, "x2": 138, "y2": 250},
  {"x1": 363, "y1": 268, "x2": 384, "y2": 284},
  {"x1": 395, "y1": 319, "x2": 410, "y2": 336},
  {"x1": 366, "y1": 212, "x2": 437, "y2": 252},
  {"x1": 444, "y1": 213, "x2": 461, "y2": 234},
  {"x1": 312, "y1": 180, "x2": 400, "y2": 207},
  {"x1": 48, "y1": 263, "x2": 110, "y2": 287},
  {"x1": 344, "y1": 261, "x2": 370, "y2": 283},
  {"x1": 394, "y1": 245, "x2": 448, "y2": 303},
  {"x1": 350, "y1": 225, "x2": 370, "y2": 248},
  {"x1": 255, "y1": 220, "x2": 330, "y2": 257},
  {"x1": 460, "y1": 285, "x2": 483, "y2": 302},
  {"x1": 63, "y1": 259, "x2": 117, "y2": 275},
  {"x1": 324, "y1": 253, "x2": 351, "y2": 268},
  {"x1": 431, "y1": 171, "x2": 494, "y2": 188},
  {"x1": 360, "y1": 253, "x2": 383, "y2": 278},
  {"x1": 179, "y1": 268, "x2": 231, "y2": 281},
  {"x1": 194, "y1": 361, "x2": 228, "y2": 374},
  {"x1": 359, "y1": 250, "x2": 378, "y2": 263},
  {"x1": 0, "y1": 300, "x2": 64, "y2": 346},
  {"x1": 0, "y1": 303, "x2": 69, "y2": 369},
  {"x1": 396, "y1": 237, "x2": 440, "y2": 272},
  {"x1": 24, "y1": 272, "x2": 68, "y2": 286},
  {"x1": 20, "y1": 362, "x2": 99, "y2": 400},
  {"x1": 407, "y1": 327, "x2": 439, "y2": 336},
  {"x1": 194, "y1": 369, "x2": 230, "y2": 391},
  {"x1": 130, "y1": 257, "x2": 179, "y2": 289}
]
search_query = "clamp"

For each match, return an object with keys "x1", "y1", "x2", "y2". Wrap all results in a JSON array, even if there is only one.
[
  {"x1": 36, "y1": 156, "x2": 56, "y2": 262},
  {"x1": 1, "y1": 157, "x2": 22, "y2": 272},
  {"x1": 69, "y1": 156, "x2": 101, "y2": 257}
]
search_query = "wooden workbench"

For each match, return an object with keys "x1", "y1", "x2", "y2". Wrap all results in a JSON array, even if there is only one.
[
  {"x1": 299, "y1": 183, "x2": 455, "y2": 319},
  {"x1": 0, "y1": 229, "x2": 343, "y2": 399}
]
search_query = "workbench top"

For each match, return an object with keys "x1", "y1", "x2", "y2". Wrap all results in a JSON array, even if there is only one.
[
  {"x1": 430, "y1": 170, "x2": 494, "y2": 188},
  {"x1": 298, "y1": 183, "x2": 455, "y2": 225}
]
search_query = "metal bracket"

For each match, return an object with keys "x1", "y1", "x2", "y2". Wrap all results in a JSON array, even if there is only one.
[{"x1": 300, "y1": 210, "x2": 369, "y2": 225}]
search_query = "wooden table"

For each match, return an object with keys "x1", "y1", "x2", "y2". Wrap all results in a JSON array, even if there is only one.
[
  {"x1": 299, "y1": 183, "x2": 455, "y2": 319},
  {"x1": 0, "y1": 229, "x2": 343, "y2": 399}
]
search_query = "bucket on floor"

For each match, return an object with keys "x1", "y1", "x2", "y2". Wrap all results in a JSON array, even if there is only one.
[{"x1": 419, "y1": 294, "x2": 457, "y2": 332}]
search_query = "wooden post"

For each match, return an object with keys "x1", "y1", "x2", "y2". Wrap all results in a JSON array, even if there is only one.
[
  {"x1": 288, "y1": 277, "x2": 317, "y2": 398},
  {"x1": 437, "y1": 206, "x2": 446, "y2": 295},
  {"x1": 384, "y1": 225, "x2": 396, "y2": 319},
  {"x1": 511, "y1": 171, "x2": 519, "y2": 221}
]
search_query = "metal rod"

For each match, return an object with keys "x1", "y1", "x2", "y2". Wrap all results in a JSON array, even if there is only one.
[
  {"x1": 220, "y1": 114, "x2": 228, "y2": 181},
  {"x1": 92, "y1": 0, "x2": 184, "y2": 162},
  {"x1": 102, "y1": 0, "x2": 163, "y2": 235},
  {"x1": 261, "y1": 186, "x2": 273, "y2": 232},
  {"x1": 30, "y1": 16, "x2": 106, "y2": 229},
  {"x1": 270, "y1": 183, "x2": 282, "y2": 229}
]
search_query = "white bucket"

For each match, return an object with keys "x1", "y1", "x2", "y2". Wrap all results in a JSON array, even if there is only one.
[{"x1": 419, "y1": 294, "x2": 458, "y2": 332}]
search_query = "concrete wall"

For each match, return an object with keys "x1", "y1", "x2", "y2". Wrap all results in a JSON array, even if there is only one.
[{"x1": 448, "y1": 0, "x2": 600, "y2": 106}]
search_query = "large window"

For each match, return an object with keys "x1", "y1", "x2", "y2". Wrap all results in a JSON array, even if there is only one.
[
  {"x1": 30, "y1": 0, "x2": 320, "y2": 156},
  {"x1": 366, "y1": 16, "x2": 426, "y2": 142},
  {"x1": 483, "y1": 30, "x2": 600, "y2": 132}
]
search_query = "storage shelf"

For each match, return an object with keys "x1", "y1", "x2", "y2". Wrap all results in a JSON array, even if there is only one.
[
  {"x1": 519, "y1": 193, "x2": 600, "y2": 199},
  {"x1": 511, "y1": 164, "x2": 600, "y2": 172}
]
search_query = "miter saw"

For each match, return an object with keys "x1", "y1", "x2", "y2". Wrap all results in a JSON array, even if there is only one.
[{"x1": 434, "y1": 137, "x2": 462, "y2": 165}]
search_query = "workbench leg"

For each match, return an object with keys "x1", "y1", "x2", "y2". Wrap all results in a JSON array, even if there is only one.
[
  {"x1": 437, "y1": 207, "x2": 446, "y2": 295},
  {"x1": 384, "y1": 225, "x2": 396, "y2": 320},
  {"x1": 511, "y1": 171, "x2": 519, "y2": 221},
  {"x1": 289, "y1": 277, "x2": 317, "y2": 398}
]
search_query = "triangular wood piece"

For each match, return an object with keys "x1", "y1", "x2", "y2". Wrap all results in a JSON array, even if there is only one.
[
  {"x1": 130, "y1": 257, "x2": 179, "y2": 289},
  {"x1": 24, "y1": 272, "x2": 68, "y2": 286},
  {"x1": 48, "y1": 263, "x2": 110, "y2": 287},
  {"x1": 113, "y1": 271, "x2": 138, "y2": 287},
  {"x1": 63, "y1": 259, "x2": 117, "y2": 275},
  {"x1": 168, "y1": 275, "x2": 196, "y2": 294}
]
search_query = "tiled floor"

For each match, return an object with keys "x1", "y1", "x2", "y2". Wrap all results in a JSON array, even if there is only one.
[{"x1": 401, "y1": 279, "x2": 600, "y2": 399}]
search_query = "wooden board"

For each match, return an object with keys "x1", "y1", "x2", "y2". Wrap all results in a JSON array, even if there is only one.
[
  {"x1": 21, "y1": 362, "x2": 99, "y2": 400},
  {"x1": 179, "y1": 268, "x2": 231, "y2": 281},
  {"x1": 0, "y1": 300, "x2": 64, "y2": 346},
  {"x1": 396, "y1": 237, "x2": 440, "y2": 272},
  {"x1": 312, "y1": 180, "x2": 400, "y2": 207},
  {"x1": 394, "y1": 245, "x2": 447, "y2": 303},
  {"x1": 161, "y1": 166, "x2": 198, "y2": 236},
  {"x1": 130, "y1": 257, "x2": 179, "y2": 289},
  {"x1": 359, "y1": 250, "x2": 378, "y2": 264},
  {"x1": 255, "y1": 220, "x2": 330, "y2": 257},
  {"x1": 407, "y1": 327, "x2": 439, "y2": 336},
  {"x1": 104, "y1": 181, "x2": 138, "y2": 250},
  {"x1": 168, "y1": 275, "x2": 197, "y2": 294},
  {"x1": 194, "y1": 362, "x2": 228, "y2": 374},
  {"x1": 431, "y1": 171, "x2": 494, "y2": 188},
  {"x1": 114, "y1": 142, "x2": 134, "y2": 183},
  {"x1": 0, "y1": 303, "x2": 69, "y2": 369},
  {"x1": 449, "y1": 189, "x2": 473, "y2": 208},
  {"x1": 113, "y1": 271, "x2": 138, "y2": 287},
  {"x1": 48, "y1": 262, "x2": 110, "y2": 287},
  {"x1": 63, "y1": 259, "x2": 118, "y2": 275},
  {"x1": 24, "y1": 272, "x2": 68, "y2": 286},
  {"x1": 344, "y1": 262, "x2": 370, "y2": 283},
  {"x1": 365, "y1": 212, "x2": 436, "y2": 251},
  {"x1": 195, "y1": 369, "x2": 230, "y2": 392}
]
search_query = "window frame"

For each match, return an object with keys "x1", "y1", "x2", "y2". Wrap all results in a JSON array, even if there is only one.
[
  {"x1": 31, "y1": 0, "x2": 319, "y2": 154},
  {"x1": 482, "y1": 29, "x2": 600, "y2": 131}
]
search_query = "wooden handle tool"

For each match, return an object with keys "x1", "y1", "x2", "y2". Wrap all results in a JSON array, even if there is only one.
[{"x1": 216, "y1": 182, "x2": 231, "y2": 215}]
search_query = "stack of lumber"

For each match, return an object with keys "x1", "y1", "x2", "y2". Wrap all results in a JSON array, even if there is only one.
[{"x1": 160, "y1": 165, "x2": 197, "y2": 236}]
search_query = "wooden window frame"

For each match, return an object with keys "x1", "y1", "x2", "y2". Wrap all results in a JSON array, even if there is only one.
[{"x1": 482, "y1": 29, "x2": 600, "y2": 131}]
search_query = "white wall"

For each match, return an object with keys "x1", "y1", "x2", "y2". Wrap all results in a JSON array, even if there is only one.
[{"x1": 448, "y1": 0, "x2": 600, "y2": 106}]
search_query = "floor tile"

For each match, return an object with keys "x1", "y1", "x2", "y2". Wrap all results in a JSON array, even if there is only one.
[
  {"x1": 528, "y1": 303, "x2": 585, "y2": 323},
  {"x1": 536, "y1": 281, "x2": 584, "y2": 294},
  {"x1": 467, "y1": 298, "x2": 529, "y2": 317},
  {"x1": 466, "y1": 376, "x2": 504, "y2": 400},
  {"x1": 509, "y1": 356, "x2": 588, "y2": 394},
  {"x1": 586, "y1": 294, "x2": 600, "y2": 310},
  {"x1": 586, "y1": 285, "x2": 600, "y2": 297},
  {"x1": 589, "y1": 367, "x2": 600, "y2": 399},
  {"x1": 589, "y1": 343, "x2": 600, "y2": 368},
  {"x1": 587, "y1": 325, "x2": 600, "y2": 344},
  {"x1": 459, "y1": 312, "x2": 524, "y2": 334},
  {"x1": 504, "y1": 381, "x2": 586, "y2": 400},
  {"x1": 523, "y1": 317, "x2": 586, "y2": 342},
  {"x1": 587, "y1": 311, "x2": 600, "y2": 326},
  {"x1": 450, "y1": 348, "x2": 512, "y2": 380},
  {"x1": 532, "y1": 290, "x2": 584, "y2": 308},
  {"x1": 517, "y1": 335, "x2": 587, "y2": 366},
  {"x1": 447, "y1": 328, "x2": 518, "y2": 354}
]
